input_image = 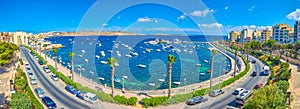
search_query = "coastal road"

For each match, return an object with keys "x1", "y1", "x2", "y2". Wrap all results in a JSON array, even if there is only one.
[
  {"x1": 183, "y1": 55, "x2": 269, "y2": 109},
  {"x1": 20, "y1": 47, "x2": 104, "y2": 109}
]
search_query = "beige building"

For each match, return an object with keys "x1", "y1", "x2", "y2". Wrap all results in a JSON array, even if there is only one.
[
  {"x1": 261, "y1": 28, "x2": 273, "y2": 43},
  {"x1": 228, "y1": 31, "x2": 241, "y2": 42},
  {"x1": 11, "y1": 30, "x2": 32, "y2": 45},
  {"x1": 272, "y1": 24, "x2": 294, "y2": 44},
  {"x1": 241, "y1": 29, "x2": 254, "y2": 42},
  {"x1": 252, "y1": 30, "x2": 262, "y2": 41}
]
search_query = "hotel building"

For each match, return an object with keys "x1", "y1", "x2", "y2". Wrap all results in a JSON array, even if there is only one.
[
  {"x1": 240, "y1": 29, "x2": 254, "y2": 42},
  {"x1": 228, "y1": 31, "x2": 241, "y2": 42},
  {"x1": 272, "y1": 24, "x2": 294, "y2": 44},
  {"x1": 261, "y1": 28, "x2": 273, "y2": 43},
  {"x1": 252, "y1": 30, "x2": 262, "y2": 41}
]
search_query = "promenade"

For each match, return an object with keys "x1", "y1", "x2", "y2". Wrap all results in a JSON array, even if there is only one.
[{"x1": 36, "y1": 42, "x2": 245, "y2": 107}]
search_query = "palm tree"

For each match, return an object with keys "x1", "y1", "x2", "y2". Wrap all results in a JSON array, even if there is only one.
[
  {"x1": 52, "y1": 47, "x2": 58, "y2": 70},
  {"x1": 42, "y1": 44, "x2": 48, "y2": 62},
  {"x1": 209, "y1": 49, "x2": 218, "y2": 92},
  {"x1": 34, "y1": 40, "x2": 37, "y2": 52},
  {"x1": 233, "y1": 48, "x2": 238, "y2": 78},
  {"x1": 27, "y1": 37, "x2": 30, "y2": 46},
  {"x1": 167, "y1": 54, "x2": 176, "y2": 98},
  {"x1": 38, "y1": 42, "x2": 41, "y2": 56},
  {"x1": 68, "y1": 52, "x2": 75, "y2": 81},
  {"x1": 107, "y1": 57, "x2": 118, "y2": 97}
]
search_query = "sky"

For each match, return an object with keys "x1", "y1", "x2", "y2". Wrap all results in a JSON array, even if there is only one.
[{"x1": 0, "y1": 0, "x2": 300, "y2": 35}]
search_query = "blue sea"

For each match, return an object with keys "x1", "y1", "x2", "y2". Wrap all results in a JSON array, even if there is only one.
[{"x1": 44, "y1": 35, "x2": 231, "y2": 90}]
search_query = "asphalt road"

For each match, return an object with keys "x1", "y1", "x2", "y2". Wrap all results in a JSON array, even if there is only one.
[
  {"x1": 184, "y1": 55, "x2": 269, "y2": 109},
  {"x1": 21, "y1": 47, "x2": 103, "y2": 109}
]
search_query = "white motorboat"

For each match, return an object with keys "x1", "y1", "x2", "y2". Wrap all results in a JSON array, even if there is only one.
[
  {"x1": 173, "y1": 82, "x2": 181, "y2": 85},
  {"x1": 204, "y1": 60, "x2": 208, "y2": 63},
  {"x1": 95, "y1": 55, "x2": 100, "y2": 59},
  {"x1": 131, "y1": 52, "x2": 138, "y2": 56},
  {"x1": 196, "y1": 64, "x2": 201, "y2": 67},
  {"x1": 100, "y1": 61, "x2": 108, "y2": 64},
  {"x1": 149, "y1": 83, "x2": 155, "y2": 86},
  {"x1": 199, "y1": 73, "x2": 206, "y2": 76},
  {"x1": 138, "y1": 64, "x2": 146, "y2": 68},
  {"x1": 125, "y1": 54, "x2": 132, "y2": 58},
  {"x1": 158, "y1": 79, "x2": 165, "y2": 82},
  {"x1": 100, "y1": 51, "x2": 105, "y2": 57}
]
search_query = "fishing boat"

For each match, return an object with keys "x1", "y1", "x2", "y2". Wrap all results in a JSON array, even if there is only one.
[
  {"x1": 149, "y1": 83, "x2": 155, "y2": 86},
  {"x1": 131, "y1": 52, "x2": 138, "y2": 56},
  {"x1": 204, "y1": 60, "x2": 209, "y2": 63},
  {"x1": 99, "y1": 77, "x2": 105, "y2": 81},
  {"x1": 100, "y1": 61, "x2": 108, "y2": 64},
  {"x1": 125, "y1": 54, "x2": 132, "y2": 58},
  {"x1": 138, "y1": 64, "x2": 146, "y2": 68},
  {"x1": 199, "y1": 73, "x2": 206, "y2": 76},
  {"x1": 100, "y1": 51, "x2": 105, "y2": 57},
  {"x1": 173, "y1": 82, "x2": 181, "y2": 85},
  {"x1": 95, "y1": 55, "x2": 100, "y2": 59},
  {"x1": 158, "y1": 79, "x2": 165, "y2": 82}
]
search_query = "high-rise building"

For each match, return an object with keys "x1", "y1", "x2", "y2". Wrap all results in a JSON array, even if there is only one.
[
  {"x1": 261, "y1": 28, "x2": 273, "y2": 43},
  {"x1": 252, "y1": 30, "x2": 262, "y2": 41},
  {"x1": 241, "y1": 29, "x2": 254, "y2": 42},
  {"x1": 294, "y1": 20, "x2": 300, "y2": 42},
  {"x1": 228, "y1": 31, "x2": 241, "y2": 42},
  {"x1": 272, "y1": 24, "x2": 294, "y2": 44}
]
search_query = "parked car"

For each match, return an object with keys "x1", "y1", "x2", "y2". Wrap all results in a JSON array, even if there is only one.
[
  {"x1": 43, "y1": 66, "x2": 51, "y2": 73},
  {"x1": 251, "y1": 71, "x2": 257, "y2": 76},
  {"x1": 42, "y1": 96, "x2": 57, "y2": 109},
  {"x1": 186, "y1": 96, "x2": 208, "y2": 105},
  {"x1": 28, "y1": 72, "x2": 34, "y2": 78},
  {"x1": 65, "y1": 85, "x2": 78, "y2": 94},
  {"x1": 34, "y1": 56, "x2": 38, "y2": 60},
  {"x1": 38, "y1": 60, "x2": 43, "y2": 65},
  {"x1": 253, "y1": 83, "x2": 263, "y2": 89},
  {"x1": 251, "y1": 60, "x2": 256, "y2": 63},
  {"x1": 30, "y1": 51, "x2": 34, "y2": 55},
  {"x1": 84, "y1": 92, "x2": 98, "y2": 104},
  {"x1": 25, "y1": 63, "x2": 30, "y2": 68},
  {"x1": 10, "y1": 80, "x2": 14, "y2": 85},
  {"x1": 51, "y1": 74, "x2": 59, "y2": 81},
  {"x1": 209, "y1": 89, "x2": 225, "y2": 97},
  {"x1": 35, "y1": 88, "x2": 45, "y2": 98},
  {"x1": 233, "y1": 88, "x2": 245, "y2": 95},
  {"x1": 26, "y1": 67, "x2": 31, "y2": 73},
  {"x1": 30, "y1": 76, "x2": 37, "y2": 85},
  {"x1": 76, "y1": 91, "x2": 86, "y2": 100}
]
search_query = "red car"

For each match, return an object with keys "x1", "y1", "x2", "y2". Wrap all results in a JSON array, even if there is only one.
[{"x1": 254, "y1": 83, "x2": 263, "y2": 89}]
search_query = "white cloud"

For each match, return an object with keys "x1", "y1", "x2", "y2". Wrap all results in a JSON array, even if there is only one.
[
  {"x1": 225, "y1": 6, "x2": 229, "y2": 10},
  {"x1": 198, "y1": 23, "x2": 223, "y2": 28},
  {"x1": 226, "y1": 25, "x2": 272, "y2": 31},
  {"x1": 102, "y1": 23, "x2": 108, "y2": 26},
  {"x1": 248, "y1": 5, "x2": 255, "y2": 11},
  {"x1": 137, "y1": 17, "x2": 153, "y2": 22},
  {"x1": 287, "y1": 9, "x2": 300, "y2": 20},
  {"x1": 190, "y1": 9, "x2": 215, "y2": 17}
]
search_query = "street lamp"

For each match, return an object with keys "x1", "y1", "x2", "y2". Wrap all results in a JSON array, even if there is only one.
[
  {"x1": 122, "y1": 75, "x2": 128, "y2": 93},
  {"x1": 78, "y1": 65, "x2": 82, "y2": 77}
]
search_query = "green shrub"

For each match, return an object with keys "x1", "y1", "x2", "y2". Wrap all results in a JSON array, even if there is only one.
[
  {"x1": 281, "y1": 62, "x2": 290, "y2": 69},
  {"x1": 127, "y1": 97, "x2": 138, "y2": 106},
  {"x1": 276, "y1": 80, "x2": 289, "y2": 93},
  {"x1": 141, "y1": 96, "x2": 168, "y2": 108},
  {"x1": 19, "y1": 59, "x2": 23, "y2": 65},
  {"x1": 10, "y1": 92, "x2": 32, "y2": 109},
  {"x1": 113, "y1": 95, "x2": 137, "y2": 106}
]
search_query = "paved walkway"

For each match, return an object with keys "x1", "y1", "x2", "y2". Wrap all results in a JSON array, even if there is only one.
[{"x1": 288, "y1": 62, "x2": 300, "y2": 109}]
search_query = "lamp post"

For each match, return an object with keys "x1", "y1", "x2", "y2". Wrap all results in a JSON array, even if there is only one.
[
  {"x1": 78, "y1": 65, "x2": 82, "y2": 77},
  {"x1": 122, "y1": 75, "x2": 128, "y2": 93}
]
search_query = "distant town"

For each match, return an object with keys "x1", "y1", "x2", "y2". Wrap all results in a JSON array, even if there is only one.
[{"x1": 228, "y1": 20, "x2": 300, "y2": 44}]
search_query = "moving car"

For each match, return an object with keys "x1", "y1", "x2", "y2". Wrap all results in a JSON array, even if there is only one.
[
  {"x1": 30, "y1": 76, "x2": 37, "y2": 85},
  {"x1": 42, "y1": 96, "x2": 57, "y2": 109},
  {"x1": 253, "y1": 83, "x2": 263, "y2": 89},
  {"x1": 186, "y1": 96, "x2": 208, "y2": 105},
  {"x1": 76, "y1": 91, "x2": 86, "y2": 100},
  {"x1": 209, "y1": 89, "x2": 225, "y2": 97},
  {"x1": 51, "y1": 74, "x2": 59, "y2": 81},
  {"x1": 251, "y1": 71, "x2": 257, "y2": 76},
  {"x1": 35, "y1": 88, "x2": 45, "y2": 98},
  {"x1": 235, "y1": 90, "x2": 252, "y2": 105},
  {"x1": 84, "y1": 92, "x2": 98, "y2": 104},
  {"x1": 251, "y1": 60, "x2": 256, "y2": 63},
  {"x1": 65, "y1": 85, "x2": 78, "y2": 94},
  {"x1": 43, "y1": 66, "x2": 51, "y2": 73},
  {"x1": 38, "y1": 60, "x2": 43, "y2": 65},
  {"x1": 233, "y1": 88, "x2": 245, "y2": 95}
]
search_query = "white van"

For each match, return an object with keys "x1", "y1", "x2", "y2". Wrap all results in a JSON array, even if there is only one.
[
  {"x1": 84, "y1": 92, "x2": 98, "y2": 104},
  {"x1": 263, "y1": 66, "x2": 270, "y2": 75}
]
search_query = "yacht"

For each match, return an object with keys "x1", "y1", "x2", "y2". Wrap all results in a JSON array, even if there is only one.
[
  {"x1": 138, "y1": 64, "x2": 146, "y2": 68},
  {"x1": 100, "y1": 61, "x2": 108, "y2": 64}
]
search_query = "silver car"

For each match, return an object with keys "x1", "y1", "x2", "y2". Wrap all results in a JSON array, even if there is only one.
[
  {"x1": 30, "y1": 76, "x2": 37, "y2": 85},
  {"x1": 51, "y1": 74, "x2": 59, "y2": 81},
  {"x1": 209, "y1": 89, "x2": 225, "y2": 97},
  {"x1": 35, "y1": 88, "x2": 45, "y2": 98}
]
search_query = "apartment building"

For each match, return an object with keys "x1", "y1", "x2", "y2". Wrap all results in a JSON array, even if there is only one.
[{"x1": 272, "y1": 24, "x2": 294, "y2": 44}]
